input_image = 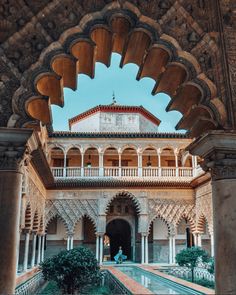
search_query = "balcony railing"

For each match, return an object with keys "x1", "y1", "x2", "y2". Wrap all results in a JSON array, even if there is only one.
[{"x1": 51, "y1": 166, "x2": 200, "y2": 180}]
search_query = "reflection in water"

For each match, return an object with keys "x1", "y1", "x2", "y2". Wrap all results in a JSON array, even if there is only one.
[{"x1": 117, "y1": 266, "x2": 203, "y2": 295}]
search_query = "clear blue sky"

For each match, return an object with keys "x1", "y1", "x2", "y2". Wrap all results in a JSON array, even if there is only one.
[{"x1": 52, "y1": 53, "x2": 185, "y2": 133}]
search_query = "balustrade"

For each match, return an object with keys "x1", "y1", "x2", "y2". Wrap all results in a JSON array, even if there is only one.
[{"x1": 51, "y1": 166, "x2": 200, "y2": 180}]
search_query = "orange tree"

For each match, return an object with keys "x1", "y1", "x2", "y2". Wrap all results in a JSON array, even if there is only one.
[
  {"x1": 176, "y1": 247, "x2": 209, "y2": 282},
  {"x1": 41, "y1": 247, "x2": 100, "y2": 294}
]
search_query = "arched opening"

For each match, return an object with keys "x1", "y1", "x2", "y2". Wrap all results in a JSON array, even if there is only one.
[
  {"x1": 104, "y1": 147, "x2": 119, "y2": 177},
  {"x1": 148, "y1": 217, "x2": 169, "y2": 263},
  {"x1": 197, "y1": 215, "x2": 211, "y2": 254},
  {"x1": 142, "y1": 147, "x2": 158, "y2": 177},
  {"x1": 121, "y1": 147, "x2": 138, "y2": 177},
  {"x1": 105, "y1": 193, "x2": 139, "y2": 262},
  {"x1": 45, "y1": 216, "x2": 67, "y2": 258},
  {"x1": 84, "y1": 147, "x2": 99, "y2": 177},
  {"x1": 106, "y1": 219, "x2": 131, "y2": 261},
  {"x1": 50, "y1": 147, "x2": 65, "y2": 178},
  {"x1": 66, "y1": 147, "x2": 81, "y2": 177},
  {"x1": 176, "y1": 217, "x2": 194, "y2": 254},
  {"x1": 160, "y1": 148, "x2": 177, "y2": 177},
  {"x1": 82, "y1": 216, "x2": 96, "y2": 253}
]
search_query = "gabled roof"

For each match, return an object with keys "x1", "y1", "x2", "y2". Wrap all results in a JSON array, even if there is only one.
[{"x1": 68, "y1": 104, "x2": 161, "y2": 129}]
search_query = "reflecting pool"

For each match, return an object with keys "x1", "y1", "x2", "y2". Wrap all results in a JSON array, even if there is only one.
[{"x1": 117, "y1": 266, "x2": 204, "y2": 295}]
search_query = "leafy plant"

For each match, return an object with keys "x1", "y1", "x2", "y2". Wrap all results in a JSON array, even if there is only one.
[
  {"x1": 40, "y1": 247, "x2": 101, "y2": 294},
  {"x1": 207, "y1": 257, "x2": 215, "y2": 274},
  {"x1": 175, "y1": 247, "x2": 210, "y2": 282}
]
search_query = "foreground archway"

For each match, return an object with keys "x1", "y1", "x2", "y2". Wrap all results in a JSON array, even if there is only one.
[{"x1": 0, "y1": 1, "x2": 236, "y2": 294}]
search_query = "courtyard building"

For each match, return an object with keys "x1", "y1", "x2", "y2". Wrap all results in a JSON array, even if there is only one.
[
  {"x1": 0, "y1": 1, "x2": 236, "y2": 294},
  {"x1": 17, "y1": 103, "x2": 213, "y2": 271}
]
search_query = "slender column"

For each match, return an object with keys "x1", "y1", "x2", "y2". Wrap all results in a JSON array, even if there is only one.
[
  {"x1": 174, "y1": 150, "x2": 179, "y2": 177},
  {"x1": 31, "y1": 233, "x2": 37, "y2": 268},
  {"x1": 99, "y1": 152, "x2": 104, "y2": 177},
  {"x1": 172, "y1": 236, "x2": 176, "y2": 264},
  {"x1": 67, "y1": 236, "x2": 70, "y2": 250},
  {"x1": 169, "y1": 236, "x2": 173, "y2": 264},
  {"x1": 210, "y1": 234, "x2": 214, "y2": 257},
  {"x1": 188, "y1": 131, "x2": 236, "y2": 294},
  {"x1": 138, "y1": 152, "x2": 142, "y2": 177},
  {"x1": 145, "y1": 235, "x2": 149, "y2": 264},
  {"x1": 96, "y1": 235, "x2": 99, "y2": 261},
  {"x1": 37, "y1": 235, "x2": 42, "y2": 265},
  {"x1": 70, "y1": 235, "x2": 74, "y2": 250},
  {"x1": 16, "y1": 229, "x2": 22, "y2": 274},
  {"x1": 193, "y1": 233, "x2": 198, "y2": 246},
  {"x1": 23, "y1": 231, "x2": 30, "y2": 271},
  {"x1": 0, "y1": 128, "x2": 34, "y2": 294},
  {"x1": 63, "y1": 151, "x2": 67, "y2": 177},
  {"x1": 197, "y1": 234, "x2": 202, "y2": 247},
  {"x1": 99, "y1": 235, "x2": 104, "y2": 265},
  {"x1": 118, "y1": 152, "x2": 122, "y2": 177},
  {"x1": 141, "y1": 235, "x2": 145, "y2": 264},
  {"x1": 157, "y1": 149, "x2": 161, "y2": 176},
  {"x1": 41, "y1": 235, "x2": 45, "y2": 262},
  {"x1": 81, "y1": 152, "x2": 84, "y2": 177}
]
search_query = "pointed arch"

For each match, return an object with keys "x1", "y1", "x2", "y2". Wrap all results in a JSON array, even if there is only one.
[
  {"x1": 148, "y1": 215, "x2": 171, "y2": 235},
  {"x1": 45, "y1": 213, "x2": 70, "y2": 234},
  {"x1": 176, "y1": 214, "x2": 196, "y2": 233},
  {"x1": 196, "y1": 214, "x2": 210, "y2": 234},
  {"x1": 105, "y1": 191, "x2": 142, "y2": 215}
]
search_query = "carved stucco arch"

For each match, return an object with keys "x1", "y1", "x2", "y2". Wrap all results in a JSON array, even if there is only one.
[
  {"x1": 72, "y1": 213, "x2": 97, "y2": 234},
  {"x1": 147, "y1": 214, "x2": 172, "y2": 236},
  {"x1": 104, "y1": 191, "x2": 142, "y2": 215},
  {"x1": 7, "y1": 1, "x2": 227, "y2": 138},
  {"x1": 175, "y1": 213, "x2": 196, "y2": 233},
  {"x1": 196, "y1": 213, "x2": 212, "y2": 235},
  {"x1": 45, "y1": 213, "x2": 70, "y2": 235}
]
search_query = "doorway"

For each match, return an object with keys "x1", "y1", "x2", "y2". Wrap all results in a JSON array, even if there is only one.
[{"x1": 106, "y1": 219, "x2": 131, "y2": 261}]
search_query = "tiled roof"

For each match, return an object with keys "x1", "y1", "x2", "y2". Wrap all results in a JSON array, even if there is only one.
[
  {"x1": 68, "y1": 104, "x2": 161, "y2": 128},
  {"x1": 50, "y1": 131, "x2": 188, "y2": 138}
]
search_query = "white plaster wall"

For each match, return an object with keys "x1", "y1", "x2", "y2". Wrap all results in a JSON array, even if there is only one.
[
  {"x1": 153, "y1": 219, "x2": 169, "y2": 240},
  {"x1": 139, "y1": 114, "x2": 159, "y2": 132},
  {"x1": 74, "y1": 219, "x2": 83, "y2": 240},
  {"x1": 47, "y1": 219, "x2": 67, "y2": 240},
  {"x1": 71, "y1": 113, "x2": 100, "y2": 132},
  {"x1": 70, "y1": 112, "x2": 159, "y2": 133}
]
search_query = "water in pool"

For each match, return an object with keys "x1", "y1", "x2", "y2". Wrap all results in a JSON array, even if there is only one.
[{"x1": 117, "y1": 266, "x2": 203, "y2": 295}]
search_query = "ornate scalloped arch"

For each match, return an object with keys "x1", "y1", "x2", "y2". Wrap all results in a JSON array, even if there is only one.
[
  {"x1": 105, "y1": 191, "x2": 142, "y2": 215},
  {"x1": 175, "y1": 213, "x2": 196, "y2": 233},
  {"x1": 148, "y1": 214, "x2": 171, "y2": 235}
]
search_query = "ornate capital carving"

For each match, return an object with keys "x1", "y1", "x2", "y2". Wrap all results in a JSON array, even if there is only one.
[
  {"x1": 0, "y1": 128, "x2": 34, "y2": 172},
  {"x1": 188, "y1": 130, "x2": 236, "y2": 181}
]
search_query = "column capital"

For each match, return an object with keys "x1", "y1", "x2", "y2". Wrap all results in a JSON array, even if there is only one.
[
  {"x1": 0, "y1": 128, "x2": 36, "y2": 172},
  {"x1": 187, "y1": 130, "x2": 236, "y2": 181}
]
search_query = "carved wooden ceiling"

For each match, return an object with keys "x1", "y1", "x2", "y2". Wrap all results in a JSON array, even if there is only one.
[{"x1": 0, "y1": 0, "x2": 235, "y2": 137}]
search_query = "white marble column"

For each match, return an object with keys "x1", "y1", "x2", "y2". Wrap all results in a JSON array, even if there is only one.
[
  {"x1": 210, "y1": 234, "x2": 214, "y2": 257},
  {"x1": 41, "y1": 235, "x2": 45, "y2": 262},
  {"x1": 169, "y1": 236, "x2": 173, "y2": 264},
  {"x1": 23, "y1": 231, "x2": 30, "y2": 271},
  {"x1": 16, "y1": 229, "x2": 22, "y2": 274},
  {"x1": 67, "y1": 236, "x2": 70, "y2": 250},
  {"x1": 145, "y1": 235, "x2": 149, "y2": 264},
  {"x1": 37, "y1": 235, "x2": 42, "y2": 265},
  {"x1": 118, "y1": 152, "x2": 122, "y2": 177},
  {"x1": 157, "y1": 149, "x2": 161, "y2": 176},
  {"x1": 174, "y1": 150, "x2": 179, "y2": 177},
  {"x1": 81, "y1": 152, "x2": 84, "y2": 177},
  {"x1": 141, "y1": 235, "x2": 145, "y2": 264},
  {"x1": 70, "y1": 236, "x2": 74, "y2": 250},
  {"x1": 99, "y1": 152, "x2": 104, "y2": 177},
  {"x1": 63, "y1": 151, "x2": 67, "y2": 178},
  {"x1": 138, "y1": 152, "x2": 142, "y2": 177},
  {"x1": 197, "y1": 234, "x2": 202, "y2": 247},
  {"x1": 172, "y1": 236, "x2": 176, "y2": 264},
  {"x1": 31, "y1": 233, "x2": 37, "y2": 268},
  {"x1": 96, "y1": 235, "x2": 99, "y2": 261},
  {"x1": 99, "y1": 235, "x2": 103, "y2": 265}
]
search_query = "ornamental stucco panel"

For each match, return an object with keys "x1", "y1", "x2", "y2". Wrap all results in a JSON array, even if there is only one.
[
  {"x1": 195, "y1": 181, "x2": 213, "y2": 234},
  {"x1": 45, "y1": 199, "x2": 98, "y2": 234}
]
